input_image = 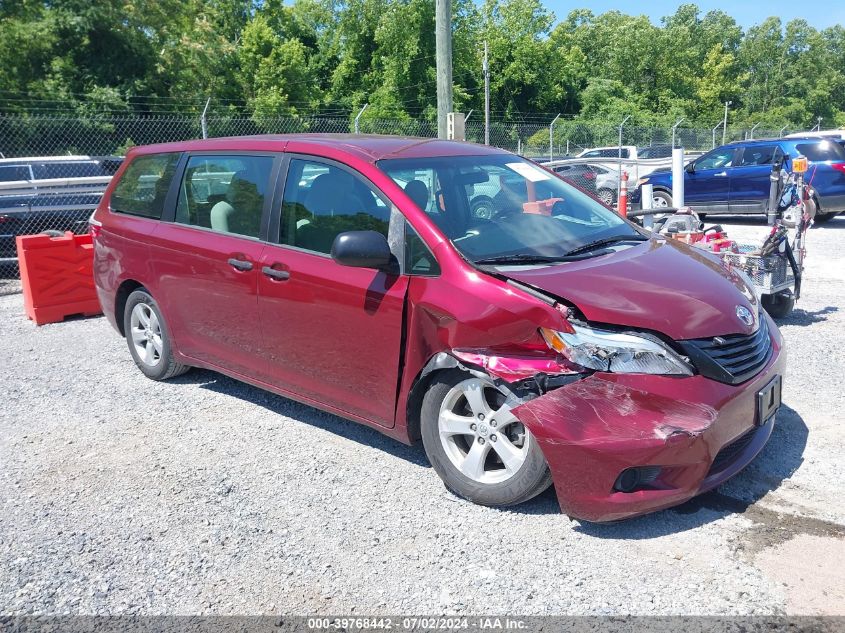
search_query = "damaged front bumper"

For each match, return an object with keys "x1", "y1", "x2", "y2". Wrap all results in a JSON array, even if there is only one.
[{"x1": 509, "y1": 334, "x2": 785, "y2": 522}]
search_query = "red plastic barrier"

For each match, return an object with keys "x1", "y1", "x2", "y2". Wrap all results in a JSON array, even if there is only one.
[{"x1": 16, "y1": 231, "x2": 102, "y2": 325}]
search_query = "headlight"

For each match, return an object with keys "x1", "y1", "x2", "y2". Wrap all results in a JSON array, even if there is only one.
[
  {"x1": 637, "y1": 177, "x2": 650, "y2": 186},
  {"x1": 541, "y1": 324, "x2": 693, "y2": 375}
]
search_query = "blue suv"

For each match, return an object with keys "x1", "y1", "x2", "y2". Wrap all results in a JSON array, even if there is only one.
[{"x1": 632, "y1": 137, "x2": 845, "y2": 222}]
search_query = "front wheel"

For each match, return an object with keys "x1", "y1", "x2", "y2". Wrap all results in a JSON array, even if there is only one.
[
  {"x1": 123, "y1": 289, "x2": 190, "y2": 380},
  {"x1": 596, "y1": 188, "x2": 616, "y2": 206},
  {"x1": 420, "y1": 370, "x2": 552, "y2": 507}
]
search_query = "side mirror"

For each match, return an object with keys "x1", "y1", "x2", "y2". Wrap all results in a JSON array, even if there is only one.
[
  {"x1": 685, "y1": 162, "x2": 695, "y2": 174},
  {"x1": 331, "y1": 230, "x2": 394, "y2": 270}
]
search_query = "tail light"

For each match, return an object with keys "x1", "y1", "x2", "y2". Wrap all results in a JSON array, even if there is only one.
[
  {"x1": 831, "y1": 162, "x2": 845, "y2": 175},
  {"x1": 582, "y1": 172, "x2": 596, "y2": 180}
]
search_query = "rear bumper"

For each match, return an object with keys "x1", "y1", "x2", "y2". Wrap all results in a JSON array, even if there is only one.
[
  {"x1": 818, "y1": 193, "x2": 845, "y2": 214},
  {"x1": 512, "y1": 319, "x2": 785, "y2": 522}
]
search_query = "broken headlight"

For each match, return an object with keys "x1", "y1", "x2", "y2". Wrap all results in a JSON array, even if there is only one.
[{"x1": 540, "y1": 324, "x2": 693, "y2": 376}]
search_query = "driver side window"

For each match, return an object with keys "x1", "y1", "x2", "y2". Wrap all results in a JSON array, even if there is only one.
[
  {"x1": 696, "y1": 148, "x2": 735, "y2": 170},
  {"x1": 280, "y1": 158, "x2": 390, "y2": 255}
]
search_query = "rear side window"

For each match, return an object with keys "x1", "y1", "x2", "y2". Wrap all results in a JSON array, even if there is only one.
[
  {"x1": 111, "y1": 153, "x2": 179, "y2": 219},
  {"x1": 638, "y1": 146, "x2": 671, "y2": 159},
  {"x1": 738, "y1": 145, "x2": 782, "y2": 166},
  {"x1": 796, "y1": 141, "x2": 845, "y2": 162},
  {"x1": 175, "y1": 154, "x2": 274, "y2": 239},
  {"x1": 0, "y1": 165, "x2": 31, "y2": 182}
]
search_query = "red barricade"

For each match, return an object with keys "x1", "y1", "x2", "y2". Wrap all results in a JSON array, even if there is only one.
[{"x1": 16, "y1": 231, "x2": 102, "y2": 325}]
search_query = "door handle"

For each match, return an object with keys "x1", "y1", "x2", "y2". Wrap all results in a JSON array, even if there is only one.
[
  {"x1": 714, "y1": 171, "x2": 727, "y2": 177},
  {"x1": 227, "y1": 258, "x2": 253, "y2": 271},
  {"x1": 262, "y1": 265, "x2": 290, "y2": 281}
]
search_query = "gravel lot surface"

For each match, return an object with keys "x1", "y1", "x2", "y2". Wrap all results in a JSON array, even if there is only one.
[{"x1": 1, "y1": 216, "x2": 844, "y2": 616}]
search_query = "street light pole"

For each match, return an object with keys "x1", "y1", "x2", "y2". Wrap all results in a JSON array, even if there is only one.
[
  {"x1": 435, "y1": 0, "x2": 453, "y2": 139},
  {"x1": 722, "y1": 101, "x2": 732, "y2": 145}
]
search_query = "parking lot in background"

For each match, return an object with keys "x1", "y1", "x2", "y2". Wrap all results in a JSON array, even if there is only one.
[{"x1": 1, "y1": 216, "x2": 844, "y2": 616}]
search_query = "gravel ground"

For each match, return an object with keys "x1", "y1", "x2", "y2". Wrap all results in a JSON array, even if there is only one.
[{"x1": 1, "y1": 216, "x2": 844, "y2": 617}]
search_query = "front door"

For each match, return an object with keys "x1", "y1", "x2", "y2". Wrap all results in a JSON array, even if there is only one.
[
  {"x1": 150, "y1": 153, "x2": 277, "y2": 378},
  {"x1": 729, "y1": 144, "x2": 783, "y2": 214},
  {"x1": 257, "y1": 156, "x2": 409, "y2": 427},
  {"x1": 684, "y1": 146, "x2": 737, "y2": 212}
]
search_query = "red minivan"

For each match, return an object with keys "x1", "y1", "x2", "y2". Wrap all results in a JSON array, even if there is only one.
[{"x1": 91, "y1": 135, "x2": 784, "y2": 522}]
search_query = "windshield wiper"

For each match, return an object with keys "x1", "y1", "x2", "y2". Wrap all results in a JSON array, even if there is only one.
[
  {"x1": 563, "y1": 233, "x2": 649, "y2": 257},
  {"x1": 473, "y1": 253, "x2": 586, "y2": 265}
]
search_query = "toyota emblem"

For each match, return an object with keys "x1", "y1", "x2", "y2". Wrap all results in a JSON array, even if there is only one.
[{"x1": 736, "y1": 305, "x2": 754, "y2": 327}]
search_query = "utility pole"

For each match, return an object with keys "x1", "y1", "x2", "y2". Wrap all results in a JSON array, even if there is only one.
[
  {"x1": 435, "y1": 0, "x2": 453, "y2": 139},
  {"x1": 483, "y1": 41, "x2": 490, "y2": 146},
  {"x1": 722, "y1": 101, "x2": 732, "y2": 145}
]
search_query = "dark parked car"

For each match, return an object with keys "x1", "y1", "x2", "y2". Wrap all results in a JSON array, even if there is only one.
[
  {"x1": 0, "y1": 155, "x2": 122, "y2": 267},
  {"x1": 551, "y1": 163, "x2": 619, "y2": 205},
  {"x1": 92, "y1": 135, "x2": 783, "y2": 522},
  {"x1": 632, "y1": 138, "x2": 845, "y2": 221}
]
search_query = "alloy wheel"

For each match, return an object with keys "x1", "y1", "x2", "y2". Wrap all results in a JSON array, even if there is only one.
[
  {"x1": 437, "y1": 377, "x2": 531, "y2": 484},
  {"x1": 129, "y1": 303, "x2": 163, "y2": 367}
]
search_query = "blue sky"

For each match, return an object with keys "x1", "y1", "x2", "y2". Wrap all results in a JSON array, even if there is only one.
[{"x1": 543, "y1": 0, "x2": 845, "y2": 29}]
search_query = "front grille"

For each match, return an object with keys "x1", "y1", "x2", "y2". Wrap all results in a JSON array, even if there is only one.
[
  {"x1": 708, "y1": 428, "x2": 757, "y2": 476},
  {"x1": 680, "y1": 313, "x2": 772, "y2": 385}
]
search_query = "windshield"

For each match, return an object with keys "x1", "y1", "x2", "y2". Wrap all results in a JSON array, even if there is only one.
[{"x1": 378, "y1": 155, "x2": 641, "y2": 264}]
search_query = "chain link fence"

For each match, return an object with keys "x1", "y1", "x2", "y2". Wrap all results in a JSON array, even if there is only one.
[{"x1": 0, "y1": 110, "x2": 811, "y2": 283}]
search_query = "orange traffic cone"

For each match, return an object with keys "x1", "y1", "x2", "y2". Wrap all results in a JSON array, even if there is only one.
[{"x1": 618, "y1": 171, "x2": 628, "y2": 217}]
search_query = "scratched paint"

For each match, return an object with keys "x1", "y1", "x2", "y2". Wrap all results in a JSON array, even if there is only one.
[{"x1": 513, "y1": 375, "x2": 718, "y2": 443}]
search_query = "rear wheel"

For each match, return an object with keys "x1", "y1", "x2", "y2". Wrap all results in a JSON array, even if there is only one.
[
  {"x1": 420, "y1": 370, "x2": 552, "y2": 506},
  {"x1": 123, "y1": 289, "x2": 190, "y2": 380},
  {"x1": 471, "y1": 195, "x2": 496, "y2": 219},
  {"x1": 762, "y1": 291, "x2": 795, "y2": 318},
  {"x1": 814, "y1": 211, "x2": 837, "y2": 223}
]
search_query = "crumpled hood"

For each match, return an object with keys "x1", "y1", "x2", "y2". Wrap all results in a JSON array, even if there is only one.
[{"x1": 501, "y1": 238, "x2": 760, "y2": 340}]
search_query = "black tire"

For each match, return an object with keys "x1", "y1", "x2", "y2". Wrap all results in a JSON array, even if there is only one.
[
  {"x1": 814, "y1": 211, "x2": 836, "y2": 223},
  {"x1": 652, "y1": 190, "x2": 673, "y2": 209},
  {"x1": 420, "y1": 369, "x2": 552, "y2": 507},
  {"x1": 123, "y1": 289, "x2": 190, "y2": 380},
  {"x1": 762, "y1": 291, "x2": 795, "y2": 318}
]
